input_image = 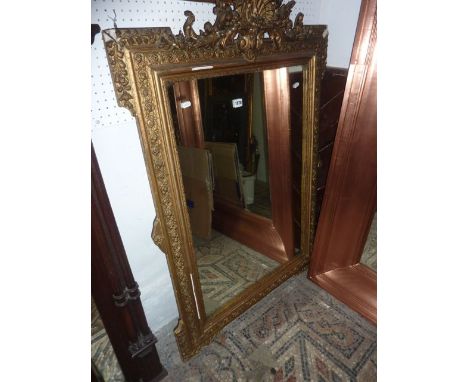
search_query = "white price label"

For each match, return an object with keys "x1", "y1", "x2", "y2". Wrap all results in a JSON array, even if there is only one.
[
  {"x1": 232, "y1": 98, "x2": 243, "y2": 108},
  {"x1": 180, "y1": 100, "x2": 192, "y2": 109}
]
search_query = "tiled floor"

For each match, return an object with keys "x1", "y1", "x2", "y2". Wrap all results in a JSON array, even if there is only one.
[
  {"x1": 92, "y1": 220, "x2": 378, "y2": 382},
  {"x1": 194, "y1": 230, "x2": 280, "y2": 316},
  {"x1": 156, "y1": 271, "x2": 377, "y2": 381},
  {"x1": 92, "y1": 271, "x2": 377, "y2": 382},
  {"x1": 91, "y1": 300, "x2": 124, "y2": 382}
]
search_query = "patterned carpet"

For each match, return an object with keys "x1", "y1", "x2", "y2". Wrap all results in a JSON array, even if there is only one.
[
  {"x1": 91, "y1": 299, "x2": 124, "y2": 382},
  {"x1": 156, "y1": 271, "x2": 377, "y2": 381},
  {"x1": 92, "y1": 238, "x2": 377, "y2": 381},
  {"x1": 360, "y1": 214, "x2": 377, "y2": 272},
  {"x1": 194, "y1": 231, "x2": 280, "y2": 316}
]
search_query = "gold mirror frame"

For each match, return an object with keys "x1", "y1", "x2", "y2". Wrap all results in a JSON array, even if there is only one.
[{"x1": 103, "y1": 0, "x2": 327, "y2": 360}]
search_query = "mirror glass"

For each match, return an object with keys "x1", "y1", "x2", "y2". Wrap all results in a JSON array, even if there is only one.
[
  {"x1": 288, "y1": 65, "x2": 304, "y2": 253},
  {"x1": 167, "y1": 65, "x2": 304, "y2": 317},
  {"x1": 198, "y1": 73, "x2": 271, "y2": 218}
]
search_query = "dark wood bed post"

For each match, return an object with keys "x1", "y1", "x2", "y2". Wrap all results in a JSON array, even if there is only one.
[
  {"x1": 308, "y1": 0, "x2": 377, "y2": 324},
  {"x1": 92, "y1": 143, "x2": 167, "y2": 381}
]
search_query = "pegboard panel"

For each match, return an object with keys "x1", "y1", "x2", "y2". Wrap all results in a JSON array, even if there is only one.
[
  {"x1": 291, "y1": 0, "x2": 322, "y2": 24},
  {"x1": 91, "y1": 0, "x2": 321, "y2": 131},
  {"x1": 91, "y1": 0, "x2": 216, "y2": 130}
]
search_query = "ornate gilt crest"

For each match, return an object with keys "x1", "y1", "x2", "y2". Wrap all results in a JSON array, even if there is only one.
[
  {"x1": 160, "y1": 0, "x2": 308, "y2": 61},
  {"x1": 103, "y1": 0, "x2": 327, "y2": 121}
]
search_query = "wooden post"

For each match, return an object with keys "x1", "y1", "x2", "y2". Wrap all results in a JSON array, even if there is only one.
[{"x1": 92, "y1": 144, "x2": 167, "y2": 381}]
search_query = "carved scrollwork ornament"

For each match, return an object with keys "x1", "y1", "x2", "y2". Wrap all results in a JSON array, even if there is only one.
[{"x1": 158, "y1": 0, "x2": 312, "y2": 62}]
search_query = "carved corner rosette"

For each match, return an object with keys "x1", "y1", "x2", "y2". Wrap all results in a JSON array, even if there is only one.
[{"x1": 103, "y1": 37, "x2": 136, "y2": 117}]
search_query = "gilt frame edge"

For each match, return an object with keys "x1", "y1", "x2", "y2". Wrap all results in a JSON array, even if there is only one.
[{"x1": 101, "y1": 3, "x2": 327, "y2": 360}]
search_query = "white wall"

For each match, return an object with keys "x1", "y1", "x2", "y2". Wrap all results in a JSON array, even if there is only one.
[
  {"x1": 319, "y1": 0, "x2": 362, "y2": 68},
  {"x1": 91, "y1": 0, "x2": 361, "y2": 332}
]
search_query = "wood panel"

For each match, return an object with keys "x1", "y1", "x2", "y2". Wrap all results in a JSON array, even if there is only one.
[
  {"x1": 316, "y1": 68, "x2": 348, "y2": 220},
  {"x1": 91, "y1": 144, "x2": 167, "y2": 381},
  {"x1": 290, "y1": 67, "x2": 348, "y2": 247},
  {"x1": 308, "y1": 0, "x2": 377, "y2": 324},
  {"x1": 172, "y1": 80, "x2": 205, "y2": 148},
  {"x1": 263, "y1": 68, "x2": 295, "y2": 260},
  {"x1": 212, "y1": 202, "x2": 288, "y2": 264},
  {"x1": 289, "y1": 70, "x2": 304, "y2": 250},
  {"x1": 313, "y1": 264, "x2": 377, "y2": 323}
]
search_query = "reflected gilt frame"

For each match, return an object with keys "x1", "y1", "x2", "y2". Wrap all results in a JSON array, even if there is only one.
[{"x1": 103, "y1": 0, "x2": 327, "y2": 360}]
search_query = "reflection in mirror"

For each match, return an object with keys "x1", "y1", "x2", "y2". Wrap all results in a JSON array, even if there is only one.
[
  {"x1": 193, "y1": 231, "x2": 279, "y2": 316},
  {"x1": 288, "y1": 65, "x2": 304, "y2": 251},
  {"x1": 198, "y1": 73, "x2": 271, "y2": 218},
  {"x1": 167, "y1": 66, "x2": 304, "y2": 317},
  {"x1": 360, "y1": 213, "x2": 377, "y2": 271}
]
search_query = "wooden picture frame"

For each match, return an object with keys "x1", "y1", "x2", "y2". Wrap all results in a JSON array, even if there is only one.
[
  {"x1": 103, "y1": 0, "x2": 327, "y2": 360},
  {"x1": 308, "y1": 0, "x2": 377, "y2": 324}
]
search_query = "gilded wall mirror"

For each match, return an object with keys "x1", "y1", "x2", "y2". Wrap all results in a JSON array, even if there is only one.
[{"x1": 103, "y1": 0, "x2": 327, "y2": 360}]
